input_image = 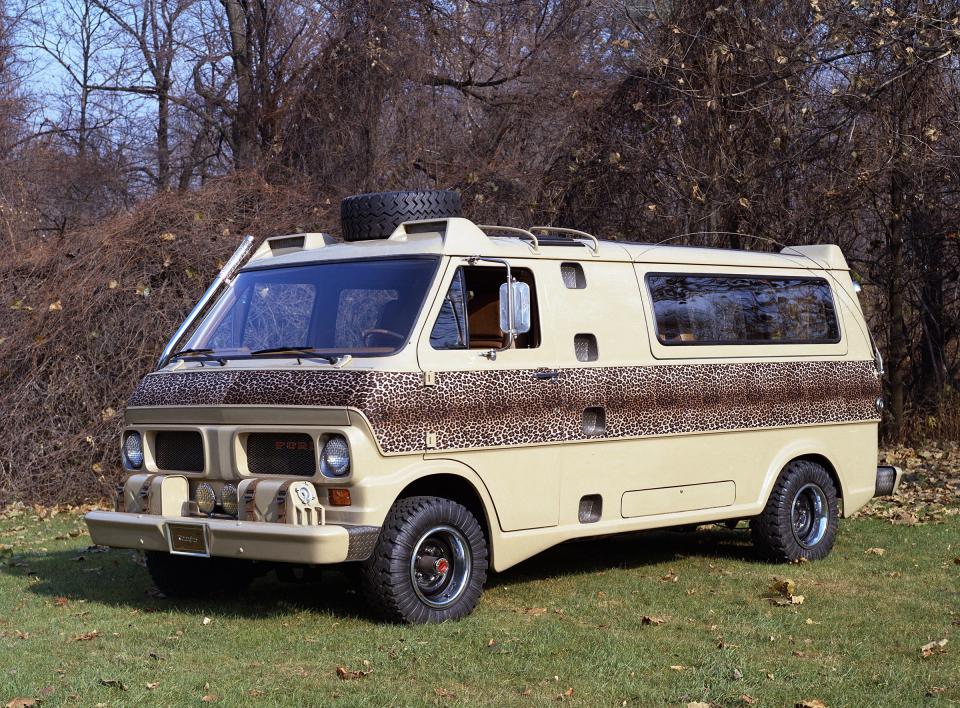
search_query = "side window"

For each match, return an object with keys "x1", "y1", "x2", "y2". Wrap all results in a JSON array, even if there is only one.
[
  {"x1": 431, "y1": 265, "x2": 541, "y2": 350},
  {"x1": 646, "y1": 274, "x2": 840, "y2": 345}
]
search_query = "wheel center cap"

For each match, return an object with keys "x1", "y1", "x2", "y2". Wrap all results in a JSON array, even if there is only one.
[{"x1": 435, "y1": 558, "x2": 450, "y2": 575}]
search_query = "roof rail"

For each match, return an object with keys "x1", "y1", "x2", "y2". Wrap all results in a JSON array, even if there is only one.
[
  {"x1": 529, "y1": 226, "x2": 600, "y2": 255},
  {"x1": 476, "y1": 225, "x2": 540, "y2": 252}
]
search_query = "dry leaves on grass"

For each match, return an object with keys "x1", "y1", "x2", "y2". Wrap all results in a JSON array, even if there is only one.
[
  {"x1": 921, "y1": 638, "x2": 948, "y2": 658},
  {"x1": 98, "y1": 678, "x2": 127, "y2": 690},
  {"x1": 864, "y1": 547, "x2": 886, "y2": 556},
  {"x1": 521, "y1": 607, "x2": 547, "y2": 616},
  {"x1": 335, "y1": 665, "x2": 372, "y2": 680},
  {"x1": 768, "y1": 578, "x2": 805, "y2": 606},
  {"x1": 5, "y1": 699, "x2": 37, "y2": 708},
  {"x1": 72, "y1": 630, "x2": 99, "y2": 641},
  {"x1": 857, "y1": 445, "x2": 960, "y2": 524},
  {"x1": 641, "y1": 615, "x2": 667, "y2": 625},
  {"x1": 795, "y1": 700, "x2": 828, "y2": 708}
]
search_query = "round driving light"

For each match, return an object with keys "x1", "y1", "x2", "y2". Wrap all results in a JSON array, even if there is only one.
[
  {"x1": 320, "y1": 436, "x2": 350, "y2": 477},
  {"x1": 123, "y1": 432, "x2": 144, "y2": 469},
  {"x1": 221, "y1": 483, "x2": 239, "y2": 517},
  {"x1": 195, "y1": 483, "x2": 216, "y2": 514}
]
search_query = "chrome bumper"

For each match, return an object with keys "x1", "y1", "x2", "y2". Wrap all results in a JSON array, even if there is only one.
[{"x1": 84, "y1": 510, "x2": 378, "y2": 564}]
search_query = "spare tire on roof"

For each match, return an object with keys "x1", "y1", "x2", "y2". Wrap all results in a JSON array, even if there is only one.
[{"x1": 340, "y1": 190, "x2": 462, "y2": 242}]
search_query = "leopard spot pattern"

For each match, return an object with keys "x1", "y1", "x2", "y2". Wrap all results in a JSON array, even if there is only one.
[{"x1": 128, "y1": 361, "x2": 881, "y2": 453}]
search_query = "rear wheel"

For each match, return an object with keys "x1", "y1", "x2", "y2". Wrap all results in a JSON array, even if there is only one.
[
  {"x1": 751, "y1": 459, "x2": 839, "y2": 562},
  {"x1": 145, "y1": 551, "x2": 255, "y2": 597},
  {"x1": 360, "y1": 496, "x2": 487, "y2": 623}
]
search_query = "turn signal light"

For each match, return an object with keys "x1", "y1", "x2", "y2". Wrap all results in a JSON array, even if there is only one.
[{"x1": 328, "y1": 488, "x2": 351, "y2": 506}]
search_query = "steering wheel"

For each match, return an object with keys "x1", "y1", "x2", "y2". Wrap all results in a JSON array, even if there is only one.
[{"x1": 362, "y1": 328, "x2": 405, "y2": 346}]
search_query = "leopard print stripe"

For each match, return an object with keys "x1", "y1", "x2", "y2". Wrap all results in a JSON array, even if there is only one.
[{"x1": 128, "y1": 361, "x2": 881, "y2": 453}]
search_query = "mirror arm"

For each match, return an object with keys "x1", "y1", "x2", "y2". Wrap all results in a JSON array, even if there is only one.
[{"x1": 468, "y1": 256, "x2": 515, "y2": 360}]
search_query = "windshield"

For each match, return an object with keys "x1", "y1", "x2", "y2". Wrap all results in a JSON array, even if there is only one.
[{"x1": 181, "y1": 257, "x2": 439, "y2": 359}]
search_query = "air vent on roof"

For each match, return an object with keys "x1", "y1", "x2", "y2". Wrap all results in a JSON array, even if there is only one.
[{"x1": 269, "y1": 235, "x2": 305, "y2": 252}]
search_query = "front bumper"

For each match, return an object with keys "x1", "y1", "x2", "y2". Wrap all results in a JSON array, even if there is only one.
[{"x1": 84, "y1": 511, "x2": 379, "y2": 564}]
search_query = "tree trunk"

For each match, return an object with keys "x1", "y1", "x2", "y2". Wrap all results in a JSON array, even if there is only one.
[
  {"x1": 220, "y1": 0, "x2": 258, "y2": 169},
  {"x1": 887, "y1": 165, "x2": 907, "y2": 436}
]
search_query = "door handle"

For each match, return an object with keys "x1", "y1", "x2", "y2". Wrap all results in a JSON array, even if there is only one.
[{"x1": 534, "y1": 369, "x2": 559, "y2": 382}]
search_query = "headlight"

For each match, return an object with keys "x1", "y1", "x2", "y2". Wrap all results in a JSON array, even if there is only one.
[
  {"x1": 221, "y1": 484, "x2": 239, "y2": 517},
  {"x1": 123, "y1": 432, "x2": 144, "y2": 469},
  {"x1": 320, "y1": 436, "x2": 350, "y2": 477},
  {"x1": 195, "y1": 483, "x2": 216, "y2": 514}
]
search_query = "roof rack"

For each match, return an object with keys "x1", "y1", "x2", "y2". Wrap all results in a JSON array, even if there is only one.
[
  {"x1": 477, "y1": 225, "x2": 540, "y2": 252},
  {"x1": 529, "y1": 226, "x2": 600, "y2": 255}
]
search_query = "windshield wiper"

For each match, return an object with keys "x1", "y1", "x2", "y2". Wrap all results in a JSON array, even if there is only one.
[
  {"x1": 168, "y1": 347, "x2": 226, "y2": 366},
  {"x1": 249, "y1": 346, "x2": 338, "y2": 364}
]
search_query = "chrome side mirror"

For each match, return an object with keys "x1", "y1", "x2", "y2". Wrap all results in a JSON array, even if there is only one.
[{"x1": 499, "y1": 280, "x2": 531, "y2": 336}]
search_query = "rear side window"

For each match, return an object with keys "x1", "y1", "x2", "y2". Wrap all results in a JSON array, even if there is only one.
[{"x1": 646, "y1": 273, "x2": 840, "y2": 345}]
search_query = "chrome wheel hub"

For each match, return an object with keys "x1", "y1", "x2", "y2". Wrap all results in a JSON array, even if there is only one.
[
  {"x1": 791, "y1": 483, "x2": 829, "y2": 548},
  {"x1": 409, "y1": 524, "x2": 471, "y2": 609}
]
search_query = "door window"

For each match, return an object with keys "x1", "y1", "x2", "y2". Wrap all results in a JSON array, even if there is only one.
[{"x1": 431, "y1": 265, "x2": 541, "y2": 350}]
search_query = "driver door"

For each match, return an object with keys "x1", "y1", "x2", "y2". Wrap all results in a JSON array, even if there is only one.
[{"x1": 417, "y1": 258, "x2": 560, "y2": 531}]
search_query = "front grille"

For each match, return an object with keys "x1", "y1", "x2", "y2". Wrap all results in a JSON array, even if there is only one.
[
  {"x1": 247, "y1": 433, "x2": 317, "y2": 476},
  {"x1": 154, "y1": 431, "x2": 205, "y2": 472}
]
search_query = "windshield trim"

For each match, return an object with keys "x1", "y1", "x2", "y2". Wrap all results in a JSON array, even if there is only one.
[{"x1": 181, "y1": 255, "x2": 443, "y2": 362}]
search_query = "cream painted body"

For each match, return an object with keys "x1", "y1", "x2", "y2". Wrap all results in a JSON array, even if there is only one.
[{"x1": 86, "y1": 218, "x2": 886, "y2": 572}]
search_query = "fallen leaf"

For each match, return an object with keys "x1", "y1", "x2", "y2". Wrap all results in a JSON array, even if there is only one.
[
  {"x1": 98, "y1": 678, "x2": 127, "y2": 690},
  {"x1": 73, "y1": 630, "x2": 100, "y2": 641},
  {"x1": 641, "y1": 615, "x2": 667, "y2": 625},
  {"x1": 921, "y1": 638, "x2": 948, "y2": 658},
  {"x1": 5, "y1": 700, "x2": 37, "y2": 708},
  {"x1": 522, "y1": 607, "x2": 547, "y2": 616},
  {"x1": 248, "y1": 688, "x2": 265, "y2": 697},
  {"x1": 146, "y1": 682, "x2": 159, "y2": 690},
  {"x1": 732, "y1": 667, "x2": 743, "y2": 680},
  {"x1": 48, "y1": 300, "x2": 62, "y2": 311},
  {"x1": 769, "y1": 577, "x2": 804, "y2": 605},
  {"x1": 795, "y1": 701, "x2": 828, "y2": 708},
  {"x1": 434, "y1": 687, "x2": 457, "y2": 699},
  {"x1": 335, "y1": 666, "x2": 372, "y2": 680},
  {"x1": 160, "y1": 232, "x2": 176, "y2": 241},
  {"x1": 740, "y1": 696, "x2": 756, "y2": 705},
  {"x1": 926, "y1": 687, "x2": 946, "y2": 697},
  {"x1": 670, "y1": 665, "x2": 685, "y2": 671},
  {"x1": 661, "y1": 570, "x2": 679, "y2": 582},
  {"x1": 201, "y1": 694, "x2": 219, "y2": 703},
  {"x1": 865, "y1": 547, "x2": 886, "y2": 556},
  {"x1": 202, "y1": 616, "x2": 212, "y2": 626},
  {"x1": 108, "y1": 279, "x2": 119, "y2": 289}
]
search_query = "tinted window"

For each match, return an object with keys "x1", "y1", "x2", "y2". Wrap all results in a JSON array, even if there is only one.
[{"x1": 646, "y1": 274, "x2": 840, "y2": 345}]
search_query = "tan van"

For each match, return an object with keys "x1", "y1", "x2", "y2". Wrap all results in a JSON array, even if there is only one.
[{"x1": 85, "y1": 190, "x2": 901, "y2": 623}]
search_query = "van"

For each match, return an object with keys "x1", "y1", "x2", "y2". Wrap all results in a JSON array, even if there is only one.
[{"x1": 85, "y1": 190, "x2": 901, "y2": 623}]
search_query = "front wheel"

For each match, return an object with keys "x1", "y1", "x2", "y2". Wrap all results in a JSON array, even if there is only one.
[
  {"x1": 750, "y1": 459, "x2": 839, "y2": 562},
  {"x1": 360, "y1": 496, "x2": 488, "y2": 623}
]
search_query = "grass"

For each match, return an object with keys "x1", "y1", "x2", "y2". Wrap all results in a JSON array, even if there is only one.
[{"x1": 0, "y1": 510, "x2": 957, "y2": 707}]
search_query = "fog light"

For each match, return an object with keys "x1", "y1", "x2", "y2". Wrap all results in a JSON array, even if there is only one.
[
  {"x1": 123, "y1": 432, "x2": 144, "y2": 469},
  {"x1": 328, "y1": 488, "x2": 351, "y2": 506},
  {"x1": 320, "y1": 436, "x2": 350, "y2": 477},
  {"x1": 195, "y1": 483, "x2": 216, "y2": 514},
  {"x1": 221, "y1": 484, "x2": 239, "y2": 517}
]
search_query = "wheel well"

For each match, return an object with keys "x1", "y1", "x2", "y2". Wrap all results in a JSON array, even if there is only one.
[
  {"x1": 796, "y1": 454, "x2": 843, "y2": 499},
  {"x1": 397, "y1": 474, "x2": 492, "y2": 542}
]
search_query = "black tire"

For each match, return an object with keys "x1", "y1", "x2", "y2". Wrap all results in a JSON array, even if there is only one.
[
  {"x1": 360, "y1": 496, "x2": 488, "y2": 623},
  {"x1": 751, "y1": 459, "x2": 840, "y2": 562},
  {"x1": 340, "y1": 190, "x2": 462, "y2": 242},
  {"x1": 145, "y1": 551, "x2": 254, "y2": 598}
]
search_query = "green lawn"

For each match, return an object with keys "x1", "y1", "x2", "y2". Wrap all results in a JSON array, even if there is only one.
[{"x1": 0, "y1": 509, "x2": 957, "y2": 707}]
